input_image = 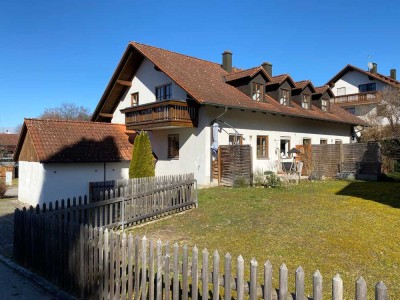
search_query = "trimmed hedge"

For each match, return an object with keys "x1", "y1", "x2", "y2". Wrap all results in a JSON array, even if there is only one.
[{"x1": 129, "y1": 131, "x2": 155, "y2": 178}]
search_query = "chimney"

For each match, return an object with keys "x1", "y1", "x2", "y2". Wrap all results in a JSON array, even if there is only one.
[
  {"x1": 262, "y1": 62, "x2": 273, "y2": 76},
  {"x1": 371, "y1": 62, "x2": 377, "y2": 74},
  {"x1": 222, "y1": 50, "x2": 232, "y2": 72},
  {"x1": 390, "y1": 69, "x2": 397, "y2": 80}
]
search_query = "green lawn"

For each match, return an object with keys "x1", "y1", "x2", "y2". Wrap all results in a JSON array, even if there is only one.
[{"x1": 127, "y1": 177, "x2": 400, "y2": 298}]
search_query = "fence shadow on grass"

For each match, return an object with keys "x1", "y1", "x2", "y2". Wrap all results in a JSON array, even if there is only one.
[{"x1": 336, "y1": 179, "x2": 400, "y2": 208}]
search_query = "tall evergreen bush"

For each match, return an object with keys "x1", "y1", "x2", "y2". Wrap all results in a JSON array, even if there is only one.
[{"x1": 129, "y1": 131, "x2": 155, "y2": 178}]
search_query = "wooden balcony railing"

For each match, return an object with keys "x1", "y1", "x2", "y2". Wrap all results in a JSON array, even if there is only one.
[
  {"x1": 331, "y1": 91, "x2": 379, "y2": 106},
  {"x1": 122, "y1": 100, "x2": 199, "y2": 130}
]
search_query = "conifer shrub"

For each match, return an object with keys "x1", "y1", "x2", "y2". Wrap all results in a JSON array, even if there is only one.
[{"x1": 129, "y1": 131, "x2": 155, "y2": 178}]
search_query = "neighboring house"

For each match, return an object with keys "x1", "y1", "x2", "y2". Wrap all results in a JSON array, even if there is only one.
[
  {"x1": 0, "y1": 132, "x2": 19, "y2": 180},
  {"x1": 14, "y1": 119, "x2": 134, "y2": 205},
  {"x1": 91, "y1": 42, "x2": 365, "y2": 186},
  {"x1": 0, "y1": 132, "x2": 19, "y2": 160},
  {"x1": 326, "y1": 63, "x2": 399, "y2": 123}
]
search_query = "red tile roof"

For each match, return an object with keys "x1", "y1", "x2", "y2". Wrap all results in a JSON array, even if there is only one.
[
  {"x1": 224, "y1": 66, "x2": 271, "y2": 82},
  {"x1": 16, "y1": 119, "x2": 133, "y2": 163},
  {"x1": 326, "y1": 64, "x2": 400, "y2": 88},
  {"x1": 315, "y1": 85, "x2": 330, "y2": 94},
  {"x1": 294, "y1": 80, "x2": 316, "y2": 92},
  {"x1": 93, "y1": 42, "x2": 366, "y2": 126},
  {"x1": 0, "y1": 134, "x2": 19, "y2": 147}
]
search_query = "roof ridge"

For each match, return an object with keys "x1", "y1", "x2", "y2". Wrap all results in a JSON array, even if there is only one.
[
  {"x1": 24, "y1": 118, "x2": 126, "y2": 127},
  {"x1": 130, "y1": 41, "x2": 223, "y2": 67},
  {"x1": 347, "y1": 64, "x2": 400, "y2": 85}
]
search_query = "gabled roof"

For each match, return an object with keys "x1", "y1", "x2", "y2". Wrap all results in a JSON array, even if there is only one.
[
  {"x1": 14, "y1": 119, "x2": 133, "y2": 163},
  {"x1": 224, "y1": 66, "x2": 271, "y2": 82},
  {"x1": 0, "y1": 133, "x2": 19, "y2": 147},
  {"x1": 92, "y1": 42, "x2": 366, "y2": 126},
  {"x1": 314, "y1": 85, "x2": 335, "y2": 97},
  {"x1": 266, "y1": 74, "x2": 296, "y2": 87},
  {"x1": 294, "y1": 80, "x2": 316, "y2": 93},
  {"x1": 326, "y1": 64, "x2": 400, "y2": 87}
]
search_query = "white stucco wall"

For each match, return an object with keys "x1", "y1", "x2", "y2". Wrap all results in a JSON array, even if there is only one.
[
  {"x1": 18, "y1": 161, "x2": 130, "y2": 206},
  {"x1": 332, "y1": 71, "x2": 386, "y2": 96},
  {"x1": 111, "y1": 58, "x2": 188, "y2": 124},
  {"x1": 140, "y1": 106, "x2": 352, "y2": 186}
]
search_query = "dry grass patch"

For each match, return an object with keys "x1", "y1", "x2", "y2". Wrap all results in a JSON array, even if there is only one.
[{"x1": 127, "y1": 177, "x2": 400, "y2": 298}]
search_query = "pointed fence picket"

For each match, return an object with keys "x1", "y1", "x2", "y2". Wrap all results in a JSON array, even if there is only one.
[{"x1": 13, "y1": 214, "x2": 391, "y2": 299}]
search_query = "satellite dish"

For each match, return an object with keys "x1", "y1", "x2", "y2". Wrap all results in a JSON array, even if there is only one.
[{"x1": 368, "y1": 62, "x2": 373, "y2": 70}]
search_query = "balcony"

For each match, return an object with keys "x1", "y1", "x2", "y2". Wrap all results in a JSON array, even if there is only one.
[
  {"x1": 331, "y1": 91, "x2": 379, "y2": 106},
  {"x1": 122, "y1": 100, "x2": 199, "y2": 130}
]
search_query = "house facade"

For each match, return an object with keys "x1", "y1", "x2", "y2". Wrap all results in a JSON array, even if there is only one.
[
  {"x1": 14, "y1": 119, "x2": 133, "y2": 205},
  {"x1": 326, "y1": 64, "x2": 399, "y2": 123},
  {"x1": 92, "y1": 42, "x2": 365, "y2": 186}
]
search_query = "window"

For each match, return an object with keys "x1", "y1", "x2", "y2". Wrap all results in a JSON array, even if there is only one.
[
  {"x1": 252, "y1": 83, "x2": 263, "y2": 102},
  {"x1": 229, "y1": 134, "x2": 243, "y2": 145},
  {"x1": 302, "y1": 94, "x2": 311, "y2": 109},
  {"x1": 345, "y1": 107, "x2": 356, "y2": 114},
  {"x1": 257, "y1": 136, "x2": 268, "y2": 158},
  {"x1": 321, "y1": 99, "x2": 329, "y2": 112},
  {"x1": 337, "y1": 87, "x2": 346, "y2": 96},
  {"x1": 131, "y1": 92, "x2": 139, "y2": 106},
  {"x1": 168, "y1": 134, "x2": 179, "y2": 159},
  {"x1": 335, "y1": 139, "x2": 342, "y2": 144},
  {"x1": 280, "y1": 138, "x2": 291, "y2": 158},
  {"x1": 156, "y1": 83, "x2": 172, "y2": 101},
  {"x1": 303, "y1": 138, "x2": 311, "y2": 145},
  {"x1": 358, "y1": 83, "x2": 376, "y2": 92},
  {"x1": 280, "y1": 89, "x2": 290, "y2": 105},
  {"x1": 320, "y1": 139, "x2": 328, "y2": 144}
]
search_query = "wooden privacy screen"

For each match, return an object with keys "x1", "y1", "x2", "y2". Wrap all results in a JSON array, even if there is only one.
[{"x1": 218, "y1": 145, "x2": 252, "y2": 186}]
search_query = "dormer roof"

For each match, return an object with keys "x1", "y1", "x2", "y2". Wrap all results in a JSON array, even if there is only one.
[
  {"x1": 294, "y1": 80, "x2": 316, "y2": 93},
  {"x1": 224, "y1": 66, "x2": 271, "y2": 82},
  {"x1": 266, "y1": 74, "x2": 296, "y2": 87}
]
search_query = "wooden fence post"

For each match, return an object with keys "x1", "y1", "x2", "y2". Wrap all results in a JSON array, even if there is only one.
[
  {"x1": 173, "y1": 243, "x2": 179, "y2": 300},
  {"x1": 250, "y1": 258, "x2": 257, "y2": 300},
  {"x1": 313, "y1": 270, "x2": 323, "y2": 300},
  {"x1": 192, "y1": 246, "x2": 199, "y2": 300},
  {"x1": 264, "y1": 260, "x2": 272, "y2": 300},
  {"x1": 224, "y1": 253, "x2": 232, "y2": 300},
  {"x1": 295, "y1": 266, "x2": 305, "y2": 300},
  {"x1": 182, "y1": 244, "x2": 189, "y2": 300},
  {"x1": 202, "y1": 249, "x2": 209, "y2": 300},
  {"x1": 237, "y1": 255, "x2": 244, "y2": 300},
  {"x1": 375, "y1": 281, "x2": 388, "y2": 300},
  {"x1": 156, "y1": 239, "x2": 162, "y2": 300},
  {"x1": 355, "y1": 276, "x2": 367, "y2": 300},
  {"x1": 141, "y1": 236, "x2": 148, "y2": 300},
  {"x1": 213, "y1": 250, "x2": 220, "y2": 300},
  {"x1": 332, "y1": 273, "x2": 343, "y2": 300},
  {"x1": 279, "y1": 264, "x2": 288, "y2": 300}
]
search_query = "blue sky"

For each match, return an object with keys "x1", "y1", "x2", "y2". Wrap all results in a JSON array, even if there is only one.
[{"x1": 1, "y1": 0, "x2": 399, "y2": 131}]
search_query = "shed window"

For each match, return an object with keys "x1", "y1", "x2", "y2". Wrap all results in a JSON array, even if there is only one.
[
  {"x1": 229, "y1": 134, "x2": 243, "y2": 145},
  {"x1": 168, "y1": 134, "x2": 179, "y2": 159},
  {"x1": 257, "y1": 136, "x2": 268, "y2": 158},
  {"x1": 320, "y1": 139, "x2": 328, "y2": 144},
  {"x1": 131, "y1": 92, "x2": 139, "y2": 106}
]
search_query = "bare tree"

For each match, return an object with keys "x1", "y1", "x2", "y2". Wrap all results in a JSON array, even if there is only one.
[
  {"x1": 362, "y1": 86, "x2": 400, "y2": 170},
  {"x1": 40, "y1": 103, "x2": 91, "y2": 121}
]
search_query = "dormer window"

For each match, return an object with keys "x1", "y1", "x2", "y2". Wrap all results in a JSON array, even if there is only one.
[
  {"x1": 321, "y1": 98, "x2": 329, "y2": 112},
  {"x1": 280, "y1": 89, "x2": 290, "y2": 105},
  {"x1": 252, "y1": 83, "x2": 263, "y2": 102},
  {"x1": 302, "y1": 94, "x2": 311, "y2": 109},
  {"x1": 156, "y1": 83, "x2": 172, "y2": 101},
  {"x1": 358, "y1": 83, "x2": 376, "y2": 92}
]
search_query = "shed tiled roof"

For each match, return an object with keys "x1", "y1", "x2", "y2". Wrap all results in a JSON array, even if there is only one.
[
  {"x1": 17, "y1": 119, "x2": 133, "y2": 163},
  {"x1": 0, "y1": 134, "x2": 19, "y2": 146},
  {"x1": 326, "y1": 64, "x2": 400, "y2": 87},
  {"x1": 93, "y1": 42, "x2": 366, "y2": 126}
]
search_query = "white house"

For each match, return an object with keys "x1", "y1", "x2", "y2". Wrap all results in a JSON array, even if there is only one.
[
  {"x1": 14, "y1": 119, "x2": 133, "y2": 205},
  {"x1": 326, "y1": 63, "x2": 399, "y2": 124},
  {"x1": 91, "y1": 42, "x2": 365, "y2": 186}
]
